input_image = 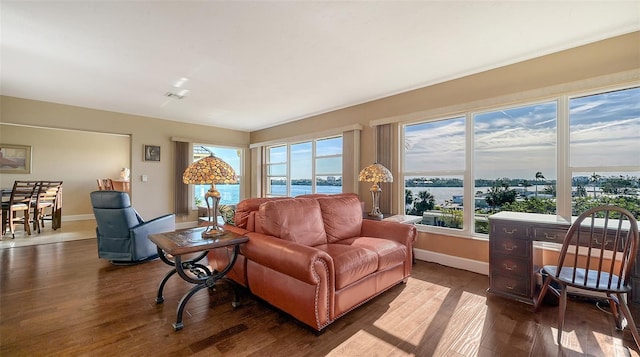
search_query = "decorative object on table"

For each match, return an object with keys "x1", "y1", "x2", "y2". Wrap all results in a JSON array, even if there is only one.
[
  {"x1": 218, "y1": 204, "x2": 236, "y2": 226},
  {"x1": 119, "y1": 167, "x2": 130, "y2": 181},
  {"x1": 144, "y1": 145, "x2": 161, "y2": 162},
  {"x1": 183, "y1": 148, "x2": 238, "y2": 238},
  {"x1": 0, "y1": 144, "x2": 32, "y2": 174},
  {"x1": 358, "y1": 163, "x2": 393, "y2": 220}
]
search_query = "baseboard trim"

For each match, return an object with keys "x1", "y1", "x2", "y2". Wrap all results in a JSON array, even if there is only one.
[
  {"x1": 414, "y1": 248, "x2": 489, "y2": 276},
  {"x1": 62, "y1": 214, "x2": 95, "y2": 222},
  {"x1": 62, "y1": 214, "x2": 201, "y2": 230}
]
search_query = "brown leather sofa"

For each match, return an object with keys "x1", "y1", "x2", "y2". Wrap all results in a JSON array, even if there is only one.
[{"x1": 208, "y1": 194, "x2": 417, "y2": 331}]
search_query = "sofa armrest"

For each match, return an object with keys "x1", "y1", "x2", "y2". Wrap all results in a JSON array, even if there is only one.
[
  {"x1": 131, "y1": 213, "x2": 176, "y2": 240},
  {"x1": 360, "y1": 219, "x2": 417, "y2": 248},
  {"x1": 242, "y1": 232, "x2": 333, "y2": 285},
  {"x1": 223, "y1": 224, "x2": 250, "y2": 236}
]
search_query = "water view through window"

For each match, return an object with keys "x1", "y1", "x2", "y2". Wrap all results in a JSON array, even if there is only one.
[
  {"x1": 266, "y1": 136, "x2": 342, "y2": 197},
  {"x1": 403, "y1": 86, "x2": 640, "y2": 234}
]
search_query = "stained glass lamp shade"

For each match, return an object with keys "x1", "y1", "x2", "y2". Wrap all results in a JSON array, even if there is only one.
[
  {"x1": 183, "y1": 154, "x2": 237, "y2": 237},
  {"x1": 358, "y1": 163, "x2": 393, "y2": 219}
]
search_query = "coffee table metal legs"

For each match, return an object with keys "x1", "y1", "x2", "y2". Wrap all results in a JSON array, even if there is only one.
[{"x1": 155, "y1": 246, "x2": 242, "y2": 331}]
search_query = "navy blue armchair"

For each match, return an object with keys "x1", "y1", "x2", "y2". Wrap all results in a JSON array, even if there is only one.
[{"x1": 90, "y1": 191, "x2": 175, "y2": 264}]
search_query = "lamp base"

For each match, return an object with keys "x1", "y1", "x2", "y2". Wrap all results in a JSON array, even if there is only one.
[
  {"x1": 202, "y1": 225, "x2": 225, "y2": 238},
  {"x1": 367, "y1": 212, "x2": 384, "y2": 220}
]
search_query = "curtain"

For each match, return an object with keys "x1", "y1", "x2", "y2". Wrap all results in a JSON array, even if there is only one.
[
  {"x1": 174, "y1": 141, "x2": 190, "y2": 216},
  {"x1": 376, "y1": 124, "x2": 393, "y2": 215}
]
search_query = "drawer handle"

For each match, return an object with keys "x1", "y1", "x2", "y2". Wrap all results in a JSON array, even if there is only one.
[
  {"x1": 503, "y1": 228, "x2": 518, "y2": 235},
  {"x1": 505, "y1": 284, "x2": 515, "y2": 290},
  {"x1": 595, "y1": 238, "x2": 611, "y2": 246},
  {"x1": 503, "y1": 243, "x2": 518, "y2": 251},
  {"x1": 543, "y1": 233, "x2": 562, "y2": 240},
  {"x1": 503, "y1": 263, "x2": 517, "y2": 271}
]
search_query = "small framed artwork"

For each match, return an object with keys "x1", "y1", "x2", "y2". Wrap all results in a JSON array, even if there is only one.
[
  {"x1": 144, "y1": 145, "x2": 161, "y2": 162},
  {"x1": 0, "y1": 144, "x2": 32, "y2": 174}
]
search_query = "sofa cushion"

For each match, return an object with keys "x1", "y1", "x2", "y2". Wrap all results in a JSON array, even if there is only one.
[
  {"x1": 258, "y1": 198, "x2": 327, "y2": 246},
  {"x1": 317, "y1": 195, "x2": 363, "y2": 243},
  {"x1": 339, "y1": 237, "x2": 407, "y2": 271},
  {"x1": 234, "y1": 197, "x2": 288, "y2": 229},
  {"x1": 315, "y1": 244, "x2": 378, "y2": 289}
]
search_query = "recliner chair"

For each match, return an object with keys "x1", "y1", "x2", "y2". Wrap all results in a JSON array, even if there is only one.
[{"x1": 90, "y1": 191, "x2": 175, "y2": 264}]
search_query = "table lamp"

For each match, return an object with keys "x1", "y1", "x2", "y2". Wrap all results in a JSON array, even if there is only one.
[
  {"x1": 358, "y1": 163, "x2": 393, "y2": 220},
  {"x1": 183, "y1": 151, "x2": 237, "y2": 238}
]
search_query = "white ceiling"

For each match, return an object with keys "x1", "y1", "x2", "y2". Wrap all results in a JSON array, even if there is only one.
[{"x1": 2, "y1": 1, "x2": 639, "y2": 132}]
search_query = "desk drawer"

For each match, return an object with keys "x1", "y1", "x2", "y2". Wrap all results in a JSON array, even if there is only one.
[
  {"x1": 492, "y1": 222, "x2": 528, "y2": 240},
  {"x1": 491, "y1": 236, "x2": 530, "y2": 259},
  {"x1": 491, "y1": 255, "x2": 530, "y2": 278},
  {"x1": 491, "y1": 272, "x2": 531, "y2": 298},
  {"x1": 532, "y1": 227, "x2": 566, "y2": 243}
]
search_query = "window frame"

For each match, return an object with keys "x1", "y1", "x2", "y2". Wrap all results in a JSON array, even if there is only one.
[
  {"x1": 399, "y1": 83, "x2": 640, "y2": 239},
  {"x1": 265, "y1": 135, "x2": 343, "y2": 197}
]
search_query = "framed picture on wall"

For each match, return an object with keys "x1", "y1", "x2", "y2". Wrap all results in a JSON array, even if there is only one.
[
  {"x1": 144, "y1": 145, "x2": 161, "y2": 162},
  {"x1": 0, "y1": 144, "x2": 32, "y2": 174}
]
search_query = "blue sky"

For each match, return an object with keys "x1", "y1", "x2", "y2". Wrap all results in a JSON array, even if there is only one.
[{"x1": 405, "y1": 86, "x2": 640, "y2": 180}]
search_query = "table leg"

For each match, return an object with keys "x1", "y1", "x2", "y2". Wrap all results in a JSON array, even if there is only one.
[
  {"x1": 156, "y1": 245, "x2": 242, "y2": 331},
  {"x1": 156, "y1": 269, "x2": 177, "y2": 304},
  {"x1": 173, "y1": 283, "x2": 209, "y2": 331}
]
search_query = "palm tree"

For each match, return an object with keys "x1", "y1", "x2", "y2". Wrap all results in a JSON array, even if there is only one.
[
  {"x1": 405, "y1": 189, "x2": 414, "y2": 213},
  {"x1": 534, "y1": 171, "x2": 545, "y2": 198},
  {"x1": 589, "y1": 172, "x2": 601, "y2": 198}
]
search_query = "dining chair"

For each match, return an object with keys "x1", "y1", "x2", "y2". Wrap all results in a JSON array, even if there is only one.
[
  {"x1": 1, "y1": 180, "x2": 38, "y2": 238},
  {"x1": 31, "y1": 181, "x2": 63, "y2": 233},
  {"x1": 97, "y1": 178, "x2": 114, "y2": 191},
  {"x1": 534, "y1": 205, "x2": 640, "y2": 349}
]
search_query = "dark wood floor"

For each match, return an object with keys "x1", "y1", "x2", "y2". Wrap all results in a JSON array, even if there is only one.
[{"x1": 1, "y1": 238, "x2": 639, "y2": 356}]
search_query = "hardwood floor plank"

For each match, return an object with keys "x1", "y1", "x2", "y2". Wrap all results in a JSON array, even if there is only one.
[{"x1": 2, "y1": 239, "x2": 639, "y2": 356}]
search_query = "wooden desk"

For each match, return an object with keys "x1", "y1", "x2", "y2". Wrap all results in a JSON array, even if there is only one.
[
  {"x1": 488, "y1": 211, "x2": 640, "y2": 305},
  {"x1": 149, "y1": 228, "x2": 248, "y2": 330}
]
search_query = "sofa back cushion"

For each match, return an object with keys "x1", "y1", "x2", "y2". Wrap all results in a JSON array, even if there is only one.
[
  {"x1": 258, "y1": 198, "x2": 327, "y2": 246},
  {"x1": 234, "y1": 197, "x2": 288, "y2": 229},
  {"x1": 317, "y1": 195, "x2": 363, "y2": 243}
]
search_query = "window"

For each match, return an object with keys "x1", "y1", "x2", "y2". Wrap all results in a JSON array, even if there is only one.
[
  {"x1": 474, "y1": 101, "x2": 558, "y2": 233},
  {"x1": 569, "y1": 87, "x2": 640, "y2": 216},
  {"x1": 401, "y1": 85, "x2": 640, "y2": 237},
  {"x1": 315, "y1": 137, "x2": 342, "y2": 194},
  {"x1": 266, "y1": 145, "x2": 287, "y2": 197},
  {"x1": 192, "y1": 145, "x2": 242, "y2": 206},
  {"x1": 404, "y1": 117, "x2": 465, "y2": 230},
  {"x1": 266, "y1": 136, "x2": 343, "y2": 197}
]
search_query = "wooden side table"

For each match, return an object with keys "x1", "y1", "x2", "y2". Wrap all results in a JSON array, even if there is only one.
[{"x1": 149, "y1": 228, "x2": 248, "y2": 331}]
